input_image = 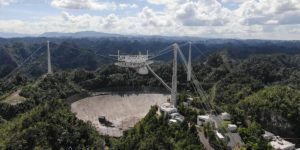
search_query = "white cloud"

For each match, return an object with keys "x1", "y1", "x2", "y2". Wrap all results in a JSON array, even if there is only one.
[
  {"x1": 146, "y1": 0, "x2": 174, "y2": 5},
  {"x1": 146, "y1": 0, "x2": 300, "y2": 26},
  {"x1": 141, "y1": 0, "x2": 300, "y2": 39},
  {"x1": 147, "y1": 0, "x2": 184, "y2": 10},
  {"x1": 0, "y1": 11, "x2": 299, "y2": 40},
  {"x1": 0, "y1": 0, "x2": 300, "y2": 40},
  {"x1": 139, "y1": 7, "x2": 155, "y2": 19},
  {"x1": 146, "y1": 0, "x2": 233, "y2": 27},
  {"x1": 139, "y1": 7, "x2": 173, "y2": 28},
  {"x1": 175, "y1": 0, "x2": 231, "y2": 26},
  {"x1": 237, "y1": 0, "x2": 300, "y2": 25},
  {"x1": 119, "y1": 3, "x2": 138, "y2": 9},
  {"x1": 51, "y1": 0, "x2": 117, "y2": 10},
  {"x1": 221, "y1": 0, "x2": 244, "y2": 4},
  {"x1": 103, "y1": 14, "x2": 118, "y2": 29},
  {"x1": 51, "y1": 0, "x2": 139, "y2": 11},
  {"x1": 0, "y1": 20, "x2": 24, "y2": 32},
  {"x1": 0, "y1": 0, "x2": 11, "y2": 6}
]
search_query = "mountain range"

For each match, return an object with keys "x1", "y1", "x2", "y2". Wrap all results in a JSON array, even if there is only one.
[
  {"x1": 1, "y1": 31, "x2": 299, "y2": 42},
  {"x1": 0, "y1": 31, "x2": 122, "y2": 38}
]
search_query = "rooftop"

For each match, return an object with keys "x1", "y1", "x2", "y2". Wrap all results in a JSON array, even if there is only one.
[
  {"x1": 174, "y1": 115, "x2": 185, "y2": 122},
  {"x1": 198, "y1": 115, "x2": 210, "y2": 120},
  {"x1": 270, "y1": 136, "x2": 295, "y2": 150},
  {"x1": 160, "y1": 102, "x2": 177, "y2": 113},
  {"x1": 226, "y1": 133, "x2": 244, "y2": 149},
  {"x1": 187, "y1": 97, "x2": 193, "y2": 101},
  {"x1": 216, "y1": 131, "x2": 225, "y2": 139},
  {"x1": 168, "y1": 119, "x2": 178, "y2": 124},
  {"x1": 221, "y1": 112, "x2": 231, "y2": 120},
  {"x1": 263, "y1": 131, "x2": 275, "y2": 140}
]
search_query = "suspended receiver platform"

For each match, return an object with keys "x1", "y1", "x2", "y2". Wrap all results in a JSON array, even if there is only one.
[{"x1": 111, "y1": 51, "x2": 153, "y2": 75}]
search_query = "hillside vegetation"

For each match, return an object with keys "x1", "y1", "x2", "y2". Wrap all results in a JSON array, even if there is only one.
[
  {"x1": 112, "y1": 106, "x2": 204, "y2": 150},
  {"x1": 1, "y1": 38, "x2": 300, "y2": 78},
  {"x1": 239, "y1": 86, "x2": 300, "y2": 137},
  {"x1": 0, "y1": 100, "x2": 104, "y2": 150}
]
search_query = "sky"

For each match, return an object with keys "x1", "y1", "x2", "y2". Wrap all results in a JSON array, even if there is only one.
[{"x1": 0, "y1": 0, "x2": 300, "y2": 40}]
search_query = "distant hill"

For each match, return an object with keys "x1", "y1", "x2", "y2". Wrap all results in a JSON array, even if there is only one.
[
  {"x1": 0, "y1": 32, "x2": 35, "y2": 38},
  {"x1": 38, "y1": 31, "x2": 206, "y2": 41},
  {"x1": 0, "y1": 31, "x2": 124, "y2": 38},
  {"x1": 39, "y1": 31, "x2": 123, "y2": 38},
  {"x1": 1, "y1": 31, "x2": 300, "y2": 42}
]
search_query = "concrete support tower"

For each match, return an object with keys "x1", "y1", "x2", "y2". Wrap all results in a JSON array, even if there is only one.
[
  {"x1": 47, "y1": 40, "x2": 53, "y2": 75},
  {"x1": 117, "y1": 50, "x2": 120, "y2": 61},
  {"x1": 171, "y1": 43, "x2": 178, "y2": 107},
  {"x1": 187, "y1": 42, "x2": 192, "y2": 82}
]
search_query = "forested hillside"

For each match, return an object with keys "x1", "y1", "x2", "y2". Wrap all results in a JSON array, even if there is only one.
[
  {"x1": 0, "y1": 100, "x2": 104, "y2": 149},
  {"x1": 112, "y1": 106, "x2": 204, "y2": 150},
  {"x1": 239, "y1": 86, "x2": 300, "y2": 139},
  {"x1": 1, "y1": 37, "x2": 300, "y2": 78}
]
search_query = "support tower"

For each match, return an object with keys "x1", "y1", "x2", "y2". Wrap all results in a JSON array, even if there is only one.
[
  {"x1": 187, "y1": 42, "x2": 192, "y2": 81},
  {"x1": 171, "y1": 43, "x2": 178, "y2": 107},
  {"x1": 47, "y1": 40, "x2": 53, "y2": 75}
]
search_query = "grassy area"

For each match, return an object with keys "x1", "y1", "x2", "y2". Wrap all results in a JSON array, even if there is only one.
[{"x1": 2, "y1": 89, "x2": 26, "y2": 105}]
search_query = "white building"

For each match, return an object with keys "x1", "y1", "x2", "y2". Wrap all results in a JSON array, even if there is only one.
[
  {"x1": 228, "y1": 124, "x2": 237, "y2": 132},
  {"x1": 170, "y1": 113, "x2": 180, "y2": 119},
  {"x1": 221, "y1": 112, "x2": 231, "y2": 121},
  {"x1": 183, "y1": 97, "x2": 193, "y2": 106},
  {"x1": 187, "y1": 97, "x2": 193, "y2": 104},
  {"x1": 169, "y1": 113, "x2": 185, "y2": 122},
  {"x1": 174, "y1": 115, "x2": 185, "y2": 122},
  {"x1": 270, "y1": 136, "x2": 295, "y2": 150},
  {"x1": 226, "y1": 133, "x2": 245, "y2": 149},
  {"x1": 168, "y1": 119, "x2": 178, "y2": 124},
  {"x1": 160, "y1": 102, "x2": 177, "y2": 115},
  {"x1": 197, "y1": 115, "x2": 212, "y2": 126},
  {"x1": 263, "y1": 131, "x2": 275, "y2": 141},
  {"x1": 216, "y1": 131, "x2": 225, "y2": 141}
]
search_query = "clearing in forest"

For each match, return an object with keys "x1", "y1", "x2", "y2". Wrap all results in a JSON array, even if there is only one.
[{"x1": 3, "y1": 90, "x2": 26, "y2": 105}]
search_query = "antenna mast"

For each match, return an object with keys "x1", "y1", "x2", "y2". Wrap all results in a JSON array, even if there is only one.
[
  {"x1": 171, "y1": 43, "x2": 178, "y2": 107},
  {"x1": 187, "y1": 42, "x2": 192, "y2": 81},
  {"x1": 47, "y1": 40, "x2": 53, "y2": 75}
]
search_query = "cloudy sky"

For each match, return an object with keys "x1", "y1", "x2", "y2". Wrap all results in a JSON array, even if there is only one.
[{"x1": 0, "y1": 0, "x2": 300, "y2": 40}]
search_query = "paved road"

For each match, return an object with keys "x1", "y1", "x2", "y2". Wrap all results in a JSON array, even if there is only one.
[{"x1": 197, "y1": 128, "x2": 214, "y2": 150}]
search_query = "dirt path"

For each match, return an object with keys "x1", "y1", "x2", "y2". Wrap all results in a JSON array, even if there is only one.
[{"x1": 71, "y1": 93, "x2": 170, "y2": 137}]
